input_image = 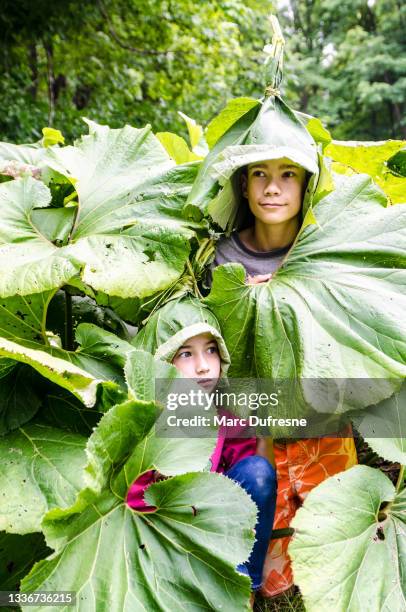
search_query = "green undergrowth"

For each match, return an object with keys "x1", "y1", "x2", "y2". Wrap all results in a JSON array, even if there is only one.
[{"x1": 254, "y1": 590, "x2": 305, "y2": 612}]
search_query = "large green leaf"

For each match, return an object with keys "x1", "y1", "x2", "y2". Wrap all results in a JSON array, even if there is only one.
[
  {"x1": 0, "y1": 337, "x2": 101, "y2": 407},
  {"x1": 125, "y1": 348, "x2": 179, "y2": 402},
  {"x1": 205, "y1": 173, "x2": 406, "y2": 386},
  {"x1": 185, "y1": 103, "x2": 260, "y2": 224},
  {"x1": 0, "y1": 424, "x2": 87, "y2": 534},
  {"x1": 0, "y1": 362, "x2": 42, "y2": 434},
  {"x1": 290, "y1": 465, "x2": 406, "y2": 612},
  {"x1": 46, "y1": 291, "x2": 131, "y2": 343},
  {"x1": 0, "y1": 321, "x2": 130, "y2": 435},
  {"x1": 205, "y1": 97, "x2": 260, "y2": 149},
  {"x1": 47, "y1": 323, "x2": 135, "y2": 384},
  {"x1": 124, "y1": 349, "x2": 217, "y2": 474},
  {"x1": 0, "y1": 122, "x2": 205, "y2": 305},
  {"x1": 0, "y1": 321, "x2": 128, "y2": 434},
  {"x1": 30, "y1": 207, "x2": 76, "y2": 245},
  {"x1": 0, "y1": 141, "x2": 46, "y2": 166},
  {"x1": 21, "y1": 397, "x2": 256, "y2": 611},
  {"x1": 325, "y1": 139, "x2": 406, "y2": 204},
  {"x1": 44, "y1": 120, "x2": 204, "y2": 298},
  {"x1": 156, "y1": 132, "x2": 200, "y2": 164},
  {"x1": 74, "y1": 323, "x2": 133, "y2": 369},
  {"x1": 0, "y1": 291, "x2": 54, "y2": 346},
  {"x1": 352, "y1": 382, "x2": 406, "y2": 464},
  {"x1": 0, "y1": 140, "x2": 54, "y2": 182},
  {"x1": 178, "y1": 111, "x2": 208, "y2": 156},
  {"x1": 0, "y1": 290, "x2": 57, "y2": 435},
  {"x1": 0, "y1": 177, "x2": 79, "y2": 298},
  {"x1": 36, "y1": 390, "x2": 102, "y2": 437}
]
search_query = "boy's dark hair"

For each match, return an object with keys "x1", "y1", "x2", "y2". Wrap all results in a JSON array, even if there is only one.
[{"x1": 232, "y1": 166, "x2": 255, "y2": 231}]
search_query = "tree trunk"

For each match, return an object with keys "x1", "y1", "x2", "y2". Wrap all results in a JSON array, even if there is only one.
[
  {"x1": 43, "y1": 40, "x2": 55, "y2": 126},
  {"x1": 384, "y1": 72, "x2": 406, "y2": 138},
  {"x1": 28, "y1": 43, "x2": 38, "y2": 99}
]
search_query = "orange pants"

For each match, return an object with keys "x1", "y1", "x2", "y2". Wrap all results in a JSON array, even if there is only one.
[{"x1": 261, "y1": 434, "x2": 358, "y2": 597}]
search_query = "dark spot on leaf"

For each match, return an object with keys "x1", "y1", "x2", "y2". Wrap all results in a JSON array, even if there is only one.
[
  {"x1": 376, "y1": 527, "x2": 385, "y2": 541},
  {"x1": 191, "y1": 506, "x2": 198, "y2": 516},
  {"x1": 16, "y1": 311, "x2": 27, "y2": 320},
  {"x1": 106, "y1": 244, "x2": 112, "y2": 249},
  {"x1": 139, "y1": 544, "x2": 146, "y2": 550}
]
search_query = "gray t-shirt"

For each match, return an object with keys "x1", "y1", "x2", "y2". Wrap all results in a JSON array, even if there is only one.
[{"x1": 206, "y1": 232, "x2": 291, "y2": 288}]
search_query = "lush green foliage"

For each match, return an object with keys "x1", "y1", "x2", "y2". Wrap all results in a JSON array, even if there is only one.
[
  {"x1": 279, "y1": 0, "x2": 406, "y2": 140},
  {"x1": 0, "y1": 11, "x2": 405, "y2": 607},
  {"x1": 1, "y1": 1, "x2": 405, "y2": 144},
  {"x1": 0, "y1": 0, "x2": 272, "y2": 143}
]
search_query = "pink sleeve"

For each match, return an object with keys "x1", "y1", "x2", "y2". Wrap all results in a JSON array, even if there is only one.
[
  {"x1": 218, "y1": 436, "x2": 257, "y2": 473},
  {"x1": 213, "y1": 409, "x2": 257, "y2": 473},
  {"x1": 126, "y1": 470, "x2": 157, "y2": 512}
]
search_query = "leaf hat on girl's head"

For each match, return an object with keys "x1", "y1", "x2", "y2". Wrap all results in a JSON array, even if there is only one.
[
  {"x1": 186, "y1": 16, "x2": 320, "y2": 232},
  {"x1": 132, "y1": 296, "x2": 230, "y2": 377}
]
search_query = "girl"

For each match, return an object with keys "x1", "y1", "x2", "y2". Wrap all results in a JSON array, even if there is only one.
[{"x1": 126, "y1": 296, "x2": 277, "y2": 595}]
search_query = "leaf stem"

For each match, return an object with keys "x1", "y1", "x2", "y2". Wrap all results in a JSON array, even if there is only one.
[
  {"x1": 64, "y1": 289, "x2": 74, "y2": 351},
  {"x1": 186, "y1": 259, "x2": 202, "y2": 299},
  {"x1": 395, "y1": 465, "x2": 405, "y2": 493},
  {"x1": 42, "y1": 289, "x2": 58, "y2": 345}
]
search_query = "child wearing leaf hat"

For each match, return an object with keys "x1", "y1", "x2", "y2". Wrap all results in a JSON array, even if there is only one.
[
  {"x1": 188, "y1": 22, "x2": 358, "y2": 598},
  {"x1": 203, "y1": 136, "x2": 357, "y2": 598},
  {"x1": 126, "y1": 296, "x2": 277, "y2": 595}
]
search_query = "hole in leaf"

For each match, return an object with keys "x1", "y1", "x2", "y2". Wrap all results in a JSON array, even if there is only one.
[
  {"x1": 139, "y1": 544, "x2": 146, "y2": 550},
  {"x1": 378, "y1": 501, "x2": 391, "y2": 522},
  {"x1": 375, "y1": 526, "x2": 385, "y2": 541},
  {"x1": 191, "y1": 506, "x2": 198, "y2": 516}
]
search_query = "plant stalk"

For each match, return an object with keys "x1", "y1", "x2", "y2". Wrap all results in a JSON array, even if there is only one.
[
  {"x1": 64, "y1": 289, "x2": 74, "y2": 351},
  {"x1": 395, "y1": 464, "x2": 405, "y2": 493}
]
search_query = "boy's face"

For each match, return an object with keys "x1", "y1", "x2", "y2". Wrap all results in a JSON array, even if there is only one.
[
  {"x1": 172, "y1": 333, "x2": 221, "y2": 391},
  {"x1": 242, "y1": 157, "x2": 306, "y2": 227}
]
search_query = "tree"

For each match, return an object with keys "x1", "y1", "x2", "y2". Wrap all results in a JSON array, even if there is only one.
[
  {"x1": 278, "y1": 0, "x2": 406, "y2": 139},
  {"x1": 0, "y1": 0, "x2": 272, "y2": 142}
]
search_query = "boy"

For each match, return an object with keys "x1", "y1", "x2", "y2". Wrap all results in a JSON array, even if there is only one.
[
  {"x1": 208, "y1": 155, "x2": 358, "y2": 598},
  {"x1": 126, "y1": 297, "x2": 277, "y2": 595},
  {"x1": 212, "y1": 157, "x2": 307, "y2": 284}
]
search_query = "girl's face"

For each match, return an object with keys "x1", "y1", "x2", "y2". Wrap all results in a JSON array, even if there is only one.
[
  {"x1": 172, "y1": 333, "x2": 221, "y2": 391},
  {"x1": 242, "y1": 157, "x2": 306, "y2": 227}
]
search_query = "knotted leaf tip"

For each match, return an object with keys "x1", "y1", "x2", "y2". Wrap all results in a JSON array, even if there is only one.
[{"x1": 263, "y1": 14, "x2": 285, "y2": 97}]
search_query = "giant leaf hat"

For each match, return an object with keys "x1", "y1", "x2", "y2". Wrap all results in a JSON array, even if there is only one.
[
  {"x1": 186, "y1": 16, "x2": 320, "y2": 231},
  {"x1": 132, "y1": 296, "x2": 230, "y2": 376}
]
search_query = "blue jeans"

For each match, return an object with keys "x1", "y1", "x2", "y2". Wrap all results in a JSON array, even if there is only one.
[{"x1": 226, "y1": 455, "x2": 277, "y2": 590}]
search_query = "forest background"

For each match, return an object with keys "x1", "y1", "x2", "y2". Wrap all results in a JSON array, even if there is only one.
[{"x1": 1, "y1": 0, "x2": 405, "y2": 145}]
